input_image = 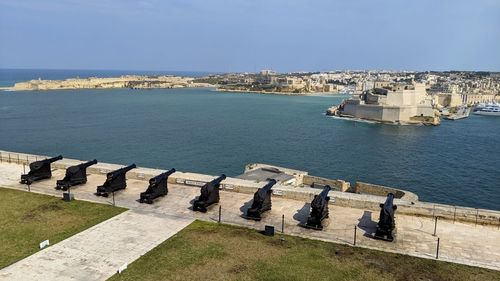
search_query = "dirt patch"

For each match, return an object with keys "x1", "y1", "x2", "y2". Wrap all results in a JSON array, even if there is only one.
[
  {"x1": 227, "y1": 264, "x2": 248, "y2": 274},
  {"x1": 35, "y1": 202, "x2": 64, "y2": 212},
  {"x1": 21, "y1": 202, "x2": 64, "y2": 222}
]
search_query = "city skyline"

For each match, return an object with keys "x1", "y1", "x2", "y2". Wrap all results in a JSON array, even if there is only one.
[{"x1": 0, "y1": 0, "x2": 499, "y2": 72}]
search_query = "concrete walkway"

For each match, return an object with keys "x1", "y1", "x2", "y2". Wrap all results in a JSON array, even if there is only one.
[{"x1": 0, "y1": 210, "x2": 193, "y2": 281}]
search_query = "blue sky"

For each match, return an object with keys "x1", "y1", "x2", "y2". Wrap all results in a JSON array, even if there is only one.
[{"x1": 0, "y1": 0, "x2": 499, "y2": 72}]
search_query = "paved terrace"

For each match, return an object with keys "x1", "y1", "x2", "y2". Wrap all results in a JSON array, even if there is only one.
[{"x1": 0, "y1": 159, "x2": 499, "y2": 275}]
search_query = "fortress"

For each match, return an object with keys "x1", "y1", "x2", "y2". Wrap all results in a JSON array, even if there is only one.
[{"x1": 328, "y1": 83, "x2": 440, "y2": 125}]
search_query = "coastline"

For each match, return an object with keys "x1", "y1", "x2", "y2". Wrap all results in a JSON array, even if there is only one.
[
  {"x1": 215, "y1": 88, "x2": 347, "y2": 96},
  {"x1": 4, "y1": 75, "x2": 213, "y2": 91}
]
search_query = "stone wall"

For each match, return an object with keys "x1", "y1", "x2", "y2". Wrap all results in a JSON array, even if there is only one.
[
  {"x1": 302, "y1": 175, "x2": 350, "y2": 191},
  {"x1": 353, "y1": 182, "x2": 419, "y2": 202}
]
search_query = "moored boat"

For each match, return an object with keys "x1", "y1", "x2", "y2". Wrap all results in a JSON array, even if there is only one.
[{"x1": 473, "y1": 103, "x2": 500, "y2": 116}]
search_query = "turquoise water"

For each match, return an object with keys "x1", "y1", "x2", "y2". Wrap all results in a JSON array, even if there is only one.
[{"x1": 0, "y1": 70, "x2": 499, "y2": 210}]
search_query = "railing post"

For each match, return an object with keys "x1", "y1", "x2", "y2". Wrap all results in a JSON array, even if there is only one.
[
  {"x1": 353, "y1": 225, "x2": 357, "y2": 246},
  {"x1": 436, "y1": 237, "x2": 440, "y2": 259},
  {"x1": 475, "y1": 209, "x2": 479, "y2": 226},
  {"x1": 281, "y1": 214, "x2": 285, "y2": 233},
  {"x1": 453, "y1": 206, "x2": 456, "y2": 223},
  {"x1": 218, "y1": 205, "x2": 221, "y2": 223},
  {"x1": 8, "y1": 153, "x2": 11, "y2": 163},
  {"x1": 433, "y1": 216, "x2": 438, "y2": 236}
]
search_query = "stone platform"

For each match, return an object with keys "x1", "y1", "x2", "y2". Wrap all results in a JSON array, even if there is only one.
[{"x1": 0, "y1": 161, "x2": 499, "y2": 274}]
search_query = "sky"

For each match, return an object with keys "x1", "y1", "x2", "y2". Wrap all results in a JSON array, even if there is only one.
[{"x1": 0, "y1": 0, "x2": 499, "y2": 72}]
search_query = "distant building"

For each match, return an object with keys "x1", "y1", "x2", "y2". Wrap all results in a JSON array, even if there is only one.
[
  {"x1": 260, "y1": 69, "x2": 276, "y2": 75},
  {"x1": 333, "y1": 83, "x2": 439, "y2": 125}
]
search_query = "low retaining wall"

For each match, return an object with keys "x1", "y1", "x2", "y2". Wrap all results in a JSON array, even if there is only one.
[
  {"x1": 302, "y1": 175, "x2": 350, "y2": 192},
  {"x1": 1, "y1": 150, "x2": 499, "y2": 226},
  {"x1": 353, "y1": 182, "x2": 419, "y2": 202}
]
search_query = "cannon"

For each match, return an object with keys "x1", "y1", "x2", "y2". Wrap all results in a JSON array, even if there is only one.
[
  {"x1": 56, "y1": 159, "x2": 98, "y2": 191},
  {"x1": 193, "y1": 174, "x2": 226, "y2": 212},
  {"x1": 139, "y1": 168, "x2": 176, "y2": 204},
  {"x1": 244, "y1": 179, "x2": 277, "y2": 221},
  {"x1": 374, "y1": 193, "x2": 397, "y2": 242},
  {"x1": 304, "y1": 185, "x2": 331, "y2": 230},
  {"x1": 95, "y1": 164, "x2": 136, "y2": 197},
  {"x1": 20, "y1": 155, "x2": 63, "y2": 185}
]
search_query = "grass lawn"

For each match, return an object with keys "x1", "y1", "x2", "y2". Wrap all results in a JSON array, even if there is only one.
[
  {"x1": 109, "y1": 220, "x2": 500, "y2": 281},
  {"x1": 0, "y1": 188, "x2": 126, "y2": 269}
]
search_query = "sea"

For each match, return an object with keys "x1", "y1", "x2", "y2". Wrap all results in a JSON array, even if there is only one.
[{"x1": 0, "y1": 69, "x2": 499, "y2": 210}]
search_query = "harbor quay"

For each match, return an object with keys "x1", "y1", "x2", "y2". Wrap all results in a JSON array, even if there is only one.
[{"x1": 0, "y1": 150, "x2": 499, "y2": 279}]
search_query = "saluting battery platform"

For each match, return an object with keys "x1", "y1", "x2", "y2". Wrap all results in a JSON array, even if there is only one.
[{"x1": 13, "y1": 153, "x2": 410, "y2": 242}]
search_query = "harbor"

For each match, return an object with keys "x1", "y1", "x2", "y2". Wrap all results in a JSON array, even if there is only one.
[{"x1": 0, "y1": 85, "x2": 498, "y2": 210}]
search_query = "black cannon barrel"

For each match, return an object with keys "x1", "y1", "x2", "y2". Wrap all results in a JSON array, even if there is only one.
[
  {"x1": 78, "y1": 159, "x2": 98, "y2": 169},
  {"x1": 46, "y1": 155, "x2": 63, "y2": 163},
  {"x1": 210, "y1": 174, "x2": 226, "y2": 185},
  {"x1": 318, "y1": 185, "x2": 331, "y2": 199},
  {"x1": 255, "y1": 179, "x2": 276, "y2": 199},
  {"x1": 383, "y1": 193, "x2": 395, "y2": 215},
  {"x1": 261, "y1": 179, "x2": 277, "y2": 192},
  {"x1": 30, "y1": 155, "x2": 63, "y2": 169},
  {"x1": 150, "y1": 168, "x2": 176, "y2": 184},
  {"x1": 107, "y1": 164, "x2": 136, "y2": 178}
]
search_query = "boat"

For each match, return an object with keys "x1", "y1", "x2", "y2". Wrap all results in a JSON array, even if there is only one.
[
  {"x1": 444, "y1": 106, "x2": 471, "y2": 120},
  {"x1": 473, "y1": 103, "x2": 500, "y2": 116}
]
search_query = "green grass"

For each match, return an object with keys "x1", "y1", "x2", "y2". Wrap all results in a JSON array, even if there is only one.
[
  {"x1": 0, "y1": 188, "x2": 126, "y2": 269},
  {"x1": 109, "y1": 220, "x2": 500, "y2": 281}
]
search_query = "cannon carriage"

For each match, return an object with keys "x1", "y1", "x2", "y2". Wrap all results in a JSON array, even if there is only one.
[
  {"x1": 20, "y1": 155, "x2": 63, "y2": 185},
  {"x1": 56, "y1": 159, "x2": 98, "y2": 191},
  {"x1": 193, "y1": 174, "x2": 226, "y2": 212},
  {"x1": 95, "y1": 164, "x2": 136, "y2": 197},
  {"x1": 244, "y1": 179, "x2": 277, "y2": 221},
  {"x1": 304, "y1": 185, "x2": 331, "y2": 230},
  {"x1": 139, "y1": 168, "x2": 176, "y2": 204}
]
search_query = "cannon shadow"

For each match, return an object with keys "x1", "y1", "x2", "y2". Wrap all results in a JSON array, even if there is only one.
[
  {"x1": 239, "y1": 199, "x2": 253, "y2": 217},
  {"x1": 293, "y1": 202, "x2": 310, "y2": 225},
  {"x1": 187, "y1": 198, "x2": 196, "y2": 210},
  {"x1": 358, "y1": 210, "x2": 377, "y2": 238}
]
